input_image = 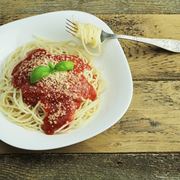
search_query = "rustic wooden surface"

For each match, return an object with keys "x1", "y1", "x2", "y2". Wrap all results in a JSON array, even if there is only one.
[
  {"x1": 0, "y1": 0, "x2": 180, "y2": 179},
  {"x1": 0, "y1": 0, "x2": 180, "y2": 16},
  {"x1": 0, "y1": 153, "x2": 179, "y2": 180}
]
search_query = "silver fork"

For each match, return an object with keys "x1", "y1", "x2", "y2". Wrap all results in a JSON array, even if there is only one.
[{"x1": 65, "y1": 19, "x2": 180, "y2": 53}]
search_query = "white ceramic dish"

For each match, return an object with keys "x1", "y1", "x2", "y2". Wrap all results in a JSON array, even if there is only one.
[{"x1": 0, "y1": 10, "x2": 133, "y2": 150}]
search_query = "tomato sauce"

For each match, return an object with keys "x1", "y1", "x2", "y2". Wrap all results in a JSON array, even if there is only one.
[{"x1": 12, "y1": 49, "x2": 97, "y2": 135}]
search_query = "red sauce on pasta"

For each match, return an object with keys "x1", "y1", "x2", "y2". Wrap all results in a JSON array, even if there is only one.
[{"x1": 12, "y1": 49, "x2": 97, "y2": 134}]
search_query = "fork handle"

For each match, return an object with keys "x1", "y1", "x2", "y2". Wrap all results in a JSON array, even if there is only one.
[{"x1": 117, "y1": 35, "x2": 180, "y2": 53}]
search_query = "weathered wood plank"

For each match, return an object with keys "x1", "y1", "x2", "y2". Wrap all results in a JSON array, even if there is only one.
[
  {"x1": 0, "y1": 0, "x2": 180, "y2": 17},
  {"x1": 1, "y1": 81, "x2": 180, "y2": 153},
  {"x1": 0, "y1": 14, "x2": 180, "y2": 80},
  {"x1": 99, "y1": 14, "x2": 180, "y2": 80},
  {"x1": 0, "y1": 153, "x2": 180, "y2": 180}
]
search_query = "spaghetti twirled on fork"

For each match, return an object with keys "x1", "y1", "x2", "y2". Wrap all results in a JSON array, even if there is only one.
[{"x1": 66, "y1": 19, "x2": 102, "y2": 56}]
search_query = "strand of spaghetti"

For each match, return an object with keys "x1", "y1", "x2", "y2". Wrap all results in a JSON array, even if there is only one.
[
  {"x1": 54, "y1": 121, "x2": 71, "y2": 134},
  {"x1": 75, "y1": 22, "x2": 102, "y2": 56}
]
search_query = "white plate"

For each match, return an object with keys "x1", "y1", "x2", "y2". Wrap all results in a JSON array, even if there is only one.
[{"x1": 0, "y1": 10, "x2": 133, "y2": 150}]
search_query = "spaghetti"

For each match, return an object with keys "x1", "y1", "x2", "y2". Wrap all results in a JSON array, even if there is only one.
[
  {"x1": 0, "y1": 39, "x2": 103, "y2": 135},
  {"x1": 75, "y1": 22, "x2": 102, "y2": 56}
]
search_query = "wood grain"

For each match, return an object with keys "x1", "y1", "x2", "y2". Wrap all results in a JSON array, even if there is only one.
[
  {"x1": 0, "y1": 0, "x2": 180, "y2": 17},
  {"x1": 0, "y1": 153, "x2": 180, "y2": 179},
  {"x1": 100, "y1": 14, "x2": 180, "y2": 80},
  {"x1": 1, "y1": 81, "x2": 180, "y2": 153}
]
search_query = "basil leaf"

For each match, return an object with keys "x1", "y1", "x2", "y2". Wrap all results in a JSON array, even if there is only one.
[
  {"x1": 55, "y1": 61, "x2": 74, "y2": 71},
  {"x1": 30, "y1": 66, "x2": 51, "y2": 84},
  {"x1": 48, "y1": 62, "x2": 55, "y2": 71}
]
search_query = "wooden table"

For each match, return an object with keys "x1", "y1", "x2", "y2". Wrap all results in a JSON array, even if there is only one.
[{"x1": 0, "y1": 1, "x2": 180, "y2": 179}]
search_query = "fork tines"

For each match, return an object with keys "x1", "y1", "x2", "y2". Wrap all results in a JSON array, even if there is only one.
[{"x1": 65, "y1": 19, "x2": 78, "y2": 36}]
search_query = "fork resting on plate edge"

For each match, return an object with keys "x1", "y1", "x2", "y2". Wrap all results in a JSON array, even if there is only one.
[{"x1": 66, "y1": 19, "x2": 180, "y2": 53}]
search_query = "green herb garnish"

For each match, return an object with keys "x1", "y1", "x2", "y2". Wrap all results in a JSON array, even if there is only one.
[
  {"x1": 30, "y1": 66, "x2": 51, "y2": 84},
  {"x1": 30, "y1": 61, "x2": 74, "y2": 84},
  {"x1": 55, "y1": 61, "x2": 74, "y2": 71}
]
